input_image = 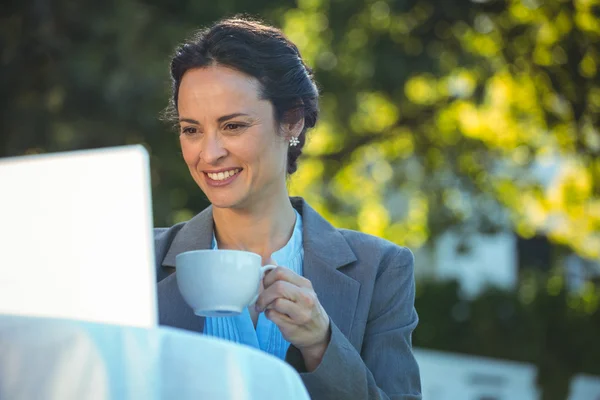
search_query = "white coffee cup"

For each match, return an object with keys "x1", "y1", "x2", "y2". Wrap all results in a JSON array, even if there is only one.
[{"x1": 175, "y1": 249, "x2": 276, "y2": 317}]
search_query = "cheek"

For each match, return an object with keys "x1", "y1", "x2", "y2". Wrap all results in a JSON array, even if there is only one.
[
  {"x1": 179, "y1": 138, "x2": 199, "y2": 166},
  {"x1": 228, "y1": 134, "x2": 262, "y2": 164},
  {"x1": 255, "y1": 135, "x2": 286, "y2": 166}
]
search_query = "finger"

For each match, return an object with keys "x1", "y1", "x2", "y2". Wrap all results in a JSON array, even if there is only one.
[
  {"x1": 263, "y1": 266, "x2": 312, "y2": 289},
  {"x1": 265, "y1": 308, "x2": 295, "y2": 327},
  {"x1": 266, "y1": 297, "x2": 309, "y2": 325},
  {"x1": 255, "y1": 280, "x2": 300, "y2": 312}
]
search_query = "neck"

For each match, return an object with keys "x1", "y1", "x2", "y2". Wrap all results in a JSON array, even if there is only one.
[{"x1": 212, "y1": 192, "x2": 297, "y2": 263}]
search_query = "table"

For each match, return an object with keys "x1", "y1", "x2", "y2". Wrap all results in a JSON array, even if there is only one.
[{"x1": 0, "y1": 315, "x2": 310, "y2": 400}]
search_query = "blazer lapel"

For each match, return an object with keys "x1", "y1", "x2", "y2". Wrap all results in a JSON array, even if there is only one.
[
  {"x1": 292, "y1": 198, "x2": 361, "y2": 341},
  {"x1": 157, "y1": 206, "x2": 214, "y2": 333},
  {"x1": 161, "y1": 207, "x2": 214, "y2": 267}
]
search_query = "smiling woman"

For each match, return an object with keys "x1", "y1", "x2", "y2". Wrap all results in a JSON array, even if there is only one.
[{"x1": 154, "y1": 16, "x2": 422, "y2": 400}]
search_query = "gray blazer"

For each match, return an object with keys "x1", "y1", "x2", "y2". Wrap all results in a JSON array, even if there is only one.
[{"x1": 154, "y1": 197, "x2": 422, "y2": 400}]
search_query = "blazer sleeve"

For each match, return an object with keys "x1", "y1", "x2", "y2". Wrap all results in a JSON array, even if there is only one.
[{"x1": 286, "y1": 247, "x2": 422, "y2": 400}]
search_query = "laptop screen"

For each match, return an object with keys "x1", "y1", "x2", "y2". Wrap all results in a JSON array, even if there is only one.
[{"x1": 0, "y1": 146, "x2": 157, "y2": 328}]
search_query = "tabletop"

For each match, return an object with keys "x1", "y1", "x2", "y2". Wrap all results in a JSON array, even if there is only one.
[{"x1": 0, "y1": 315, "x2": 310, "y2": 400}]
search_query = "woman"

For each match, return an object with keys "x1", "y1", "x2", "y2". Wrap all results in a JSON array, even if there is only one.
[{"x1": 154, "y1": 17, "x2": 421, "y2": 400}]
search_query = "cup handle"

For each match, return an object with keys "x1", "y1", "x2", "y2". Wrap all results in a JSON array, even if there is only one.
[{"x1": 250, "y1": 264, "x2": 277, "y2": 306}]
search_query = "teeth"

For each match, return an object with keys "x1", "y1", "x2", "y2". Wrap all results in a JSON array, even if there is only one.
[{"x1": 207, "y1": 169, "x2": 240, "y2": 181}]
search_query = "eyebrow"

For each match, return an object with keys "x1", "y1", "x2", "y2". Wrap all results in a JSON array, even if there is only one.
[{"x1": 178, "y1": 113, "x2": 251, "y2": 125}]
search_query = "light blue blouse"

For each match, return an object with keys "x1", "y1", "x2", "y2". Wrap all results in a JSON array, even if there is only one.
[{"x1": 203, "y1": 210, "x2": 304, "y2": 360}]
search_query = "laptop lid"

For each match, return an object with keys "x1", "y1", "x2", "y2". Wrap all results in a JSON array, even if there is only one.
[{"x1": 0, "y1": 145, "x2": 157, "y2": 328}]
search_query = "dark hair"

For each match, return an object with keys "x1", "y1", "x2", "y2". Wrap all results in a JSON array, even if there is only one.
[{"x1": 167, "y1": 16, "x2": 320, "y2": 175}]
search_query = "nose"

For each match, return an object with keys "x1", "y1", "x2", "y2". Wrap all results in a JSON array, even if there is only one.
[{"x1": 200, "y1": 132, "x2": 228, "y2": 165}]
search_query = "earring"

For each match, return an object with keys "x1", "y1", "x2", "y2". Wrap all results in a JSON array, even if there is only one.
[{"x1": 289, "y1": 136, "x2": 300, "y2": 147}]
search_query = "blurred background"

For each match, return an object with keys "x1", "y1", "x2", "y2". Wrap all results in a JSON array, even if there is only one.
[{"x1": 2, "y1": 0, "x2": 599, "y2": 399}]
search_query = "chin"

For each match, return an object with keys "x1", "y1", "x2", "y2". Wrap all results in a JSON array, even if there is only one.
[
  {"x1": 210, "y1": 200, "x2": 236, "y2": 210},
  {"x1": 206, "y1": 193, "x2": 248, "y2": 210}
]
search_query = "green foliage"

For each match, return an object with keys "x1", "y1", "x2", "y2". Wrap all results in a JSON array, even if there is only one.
[
  {"x1": 2, "y1": 1, "x2": 598, "y2": 260},
  {"x1": 285, "y1": 0, "x2": 600, "y2": 260},
  {"x1": 414, "y1": 274, "x2": 600, "y2": 400}
]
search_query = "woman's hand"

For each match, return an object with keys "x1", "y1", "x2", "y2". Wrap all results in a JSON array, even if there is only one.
[{"x1": 255, "y1": 266, "x2": 331, "y2": 371}]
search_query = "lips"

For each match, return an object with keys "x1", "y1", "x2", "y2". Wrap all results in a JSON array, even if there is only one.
[
  {"x1": 203, "y1": 168, "x2": 242, "y2": 187},
  {"x1": 206, "y1": 168, "x2": 241, "y2": 181}
]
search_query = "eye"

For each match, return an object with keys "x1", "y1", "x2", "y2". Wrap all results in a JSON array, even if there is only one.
[
  {"x1": 224, "y1": 123, "x2": 245, "y2": 131},
  {"x1": 181, "y1": 126, "x2": 198, "y2": 136}
]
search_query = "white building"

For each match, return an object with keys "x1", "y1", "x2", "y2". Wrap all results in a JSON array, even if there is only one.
[
  {"x1": 414, "y1": 228, "x2": 600, "y2": 297},
  {"x1": 414, "y1": 348, "x2": 600, "y2": 400},
  {"x1": 415, "y1": 230, "x2": 518, "y2": 297}
]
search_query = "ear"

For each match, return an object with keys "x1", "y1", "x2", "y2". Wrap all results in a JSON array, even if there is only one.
[
  {"x1": 282, "y1": 108, "x2": 305, "y2": 141},
  {"x1": 286, "y1": 118, "x2": 304, "y2": 143}
]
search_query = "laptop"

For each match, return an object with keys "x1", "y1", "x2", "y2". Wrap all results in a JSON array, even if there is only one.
[{"x1": 0, "y1": 145, "x2": 157, "y2": 328}]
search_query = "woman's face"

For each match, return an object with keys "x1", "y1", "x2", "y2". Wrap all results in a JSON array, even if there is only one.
[{"x1": 177, "y1": 65, "x2": 290, "y2": 210}]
